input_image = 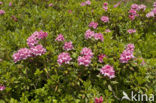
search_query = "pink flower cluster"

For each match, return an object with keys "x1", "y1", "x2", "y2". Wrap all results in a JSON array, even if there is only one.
[
  {"x1": 78, "y1": 47, "x2": 93, "y2": 66},
  {"x1": 100, "y1": 64, "x2": 115, "y2": 79},
  {"x1": 127, "y1": 29, "x2": 136, "y2": 34},
  {"x1": 63, "y1": 41, "x2": 74, "y2": 51},
  {"x1": 120, "y1": 44, "x2": 135, "y2": 63},
  {"x1": 103, "y1": 2, "x2": 108, "y2": 11},
  {"x1": 94, "y1": 96, "x2": 103, "y2": 103},
  {"x1": 89, "y1": 21, "x2": 98, "y2": 29},
  {"x1": 85, "y1": 29, "x2": 104, "y2": 42},
  {"x1": 57, "y1": 52, "x2": 72, "y2": 65},
  {"x1": 80, "y1": 0, "x2": 91, "y2": 6},
  {"x1": 0, "y1": 10, "x2": 5, "y2": 15},
  {"x1": 27, "y1": 31, "x2": 48, "y2": 47},
  {"x1": 0, "y1": 85, "x2": 5, "y2": 91},
  {"x1": 101, "y1": 16, "x2": 109, "y2": 23},
  {"x1": 55, "y1": 34, "x2": 65, "y2": 42},
  {"x1": 49, "y1": 3, "x2": 53, "y2": 7},
  {"x1": 13, "y1": 31, "x2": 47, "y2": 63},
  {"x1": 98, "y1": 54, "x2": 106, "y2": 63}
]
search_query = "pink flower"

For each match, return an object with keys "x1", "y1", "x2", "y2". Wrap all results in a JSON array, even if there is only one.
[
  {"x1": 129, "y1": 9, "x2": 137, "y2": 15},
  {"x1": 101, "y1": 16, "x2": 109, "y2": 23},
  {"x1": 57, "y1": 52, "x2": 72, "y2": 65},
  {"x1": 0, "y1": 10, "x2": 5, "y2": 15},
  {"x1": 131, "y1": 4, "x2": 139, "y2": 10},
  {"x1": 114, "y1": 2, "x2": 121, "y2": 8},
  {"x1": 127, "y1": 29, "x2": 136, "y2": 34},
  {"x1": 94, "y1": 33, "x2": 104, "y2": 42},
  {"x1": 63, "y1": 41, "x2": 74, "y2": 51},
  {"x1": 152, "y1": 8, "x2": 156, "y2": 14},
  {"x1": 98, "y1": 54, "x2": 106, "y2": 63},
  {"x1": 27, "y1": 31, "x2": 48, "y2": 47},
  {"x1": 100, "y1": 65, "x2": 115, "y2": 79},
  {"x1": 80, "y1": 2, "x2": 86, "y2": 6},
  {"x1": 105, "y1": 29, "x2": 111, "y2": 33},
  {"x1": 138, "y1": 4, "x2": 146, "y2": 11},
  {"x1": 85, "y1": 29, "x2": 95, "y2": 39},
  {"x1": 30, "y1": 45, "x2": 46, "y2": 56},
  {"x1": 129, "y1": 14, "x2": 135, "y2": 20},
  {"x1": 49, "y1": 3, "x2": 53, "y2": 7},
  {"x1": 55, "y1": 34, "x2": 65, "y2": 42},
  {"x1": 146, "y1": 12, "x2": 154, "y2": 18},
  {"x1": 81, "y1": 47, "x2": 93, "y2": 57},
  {"x1": 9, "y1": 2, "x2": 12, "y2": 6},
  {"x1": 11, "y1": 16, "x2": 18, "y2": 22},
  {"x1": 89, "y1": 21, "x2": 98, "y2": 29},
  {"x1": 120, "y1": 50, "x2": 134, "y2": 63},
  {"x1": 0, "y1": 85, "x2": 5, "y2": 91},
  {"x1": 13, "y1": 48, "x2": 32, "y2": 63},
  {"x1": 103, "y1": 6, "x2": 108, "y2": 11},
  {"x1": 77, "y1": 55, "x2": 91, "y2": 66},
  {"x1": 85, "y1": 0, "x2": 91, "y2": 5},
  {"x1": 0, "y1": 2, "x2": 3, "y2": 5},
  {"x1": 68, "y1": 10, "x2": 72, "y2": 13},
  {"x1": 103, "y1": 2, "x2": 108, "y2": 6},
  {"x1": 126, "y1": 44, "x2": 135, "y2": 52},
  {"x1": 94, "y1": 96, "x2": 103, "y2": 103}
]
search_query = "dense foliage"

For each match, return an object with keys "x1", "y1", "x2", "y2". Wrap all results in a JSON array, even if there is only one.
[{"x1": 0, "y1": 0, "x2": 156, "y2": 103}]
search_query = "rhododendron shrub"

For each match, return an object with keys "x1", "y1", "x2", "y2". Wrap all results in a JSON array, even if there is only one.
[{"x1": 0, "y1": 0, "x2": 155, "y2": 103}]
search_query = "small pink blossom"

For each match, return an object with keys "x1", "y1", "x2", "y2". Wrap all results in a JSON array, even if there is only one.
[
  {"x1": 94, "y1": 96, "x2": 103, "y2": 103},
  {"x1": 85, "y1": 29, "x2": 95, "y2": 39},
  {"x1": 126, "y1": 44, "x2": 135, "y2": 52},
  {"x1": 49, "y1": 3, "x2": 53, "y2": 7},
  {"x1": 13, "y1": 48, "x2": 32, "y2": 63},
  {"x1": 98, "y1": 54, "x2": 106, "y2": 63},
  {"x1": 55, "y1": 34, "x2": 65, "y2": 42},
  {"x1": 85, "y1": 0, "x2": 91, "y2": 5},
  {"x1": 100, "y1": 65, "x2": 115, "y2": 79},
  {"x1": 103, "y1": 6, "x2": 108, "y2": 11},
  {"x1": 153, "y1": 2, "x2": 156, "y2": 8},
  {"x1": 131, "y1": 4, "x2": 139, "y2": 10},
  {"x1": 127, "y1": 29, "x2": 136, "y2": 34},
  {"x1": 63, "y1": 41, "x2": 74, "y2": 51},
  {"x1": 103, "y1": 2, "x2": 108, "y2": 6},
  {"x1": 77, "y1": 55, "x2": 91, "y2": 67},
  {"x1": 105, "y1": 29, "x2": 111, "y2": 33},
  {"x1": 152, "y1": 8, "x2": 156, "y2": 14},
  {"x1": 138, "y1": 4, "x2": 146, "y2": 11},
  {"x1": 68, "y1": 10, "x2": 72, "y2": 14},
  {"x1": 101, "y1": 16, "x2": 109, "y2": 23},
  {"x1": 129, "y1": 9, "x2": 137, "y2": 15},
  {"x1": 94, "y1": 33, "x2": 104, "y2": 42},
  {"x1": 11, "y1": 16, "x2": 18, "y2": 22},
  {"x1": 89, "y1": 21, "x2": 98, "y2": 29},
  {"x1": 30, "y1": 45, "x2": 46, "y2": 56},
  {"x1": 0, "y1": 10, "x2": 5, "y2": 15},
  {"x1": 9, "y1": 2, "x2": 12, "y2": 6},
  {"x1": 80, "y1": 2, "x2": 86, "y2": 6},
  {"x1": 146, "y1": 11, "x2": 154, "y2": 18},
  {"x1": 0, "y1": 85, "x2": 5, "y2": 91},
  {"x1": 57, "y1": 52, "x2": 72, "y2": 65},
  {"x1": 129, "y1": 14, "x2": 135, "y2": 20},
  {"x1": 81, "y1": 47, "x2": 93, "y2": 57},
  {"x1": 0, "y1": 2, "x2": 3, "y2": 5},
  {"x1": 120, "y1": 50, "x2": 134, "y2": 63},
  {"x1": 38, "y1": 30, "x2": 48, "y2": 39}
]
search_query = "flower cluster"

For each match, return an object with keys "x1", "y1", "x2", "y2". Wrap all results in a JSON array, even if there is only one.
[
  {"x1": 101, "y1": 16, "x2": 109, "y2": 23},
  {"x1": 127, "y1": 29, "x2": 136, "y2": 34},
  {"x1": 27, "y1": 31, "x2": 48, "y2": 47},
  {"x1": 89, "y1": 21, "x2": 98, "y2": 29},
  {"x1": 103, "y1": 2, "x2": 108, "y2": 11},
  {"x1": 120, "y1": 44, "x2": 135, "y2": 63},
  {"x1": 98, "y1": 54, "x2": 106, "y2": 63},
  {"x1": 80, "y1": 0, "x2": 91, "y2": 6},
  {"x1": 94, "y1": 96, "x2": 103, "y2": 103},
  {"x1": 78, "y1": 47, "x2": 93, "y2": 66},
  {"x1": 57, "y1": 52, "x2": 72, "y2": 65},
  {"x1": 0, "y1": 85, "x2": 5, "y2": 91},
  {"x1": 100, "y1": 64, "x2": 115, "y2": 79},
  {"x1": 55, "y1": 34, "x2": 65, "y2": 42},
  {"x1": 13, "y1": 31, "x2": 47, "y2": 63},
  {"x1": 105, "y1": 29, "x2": 111, "y2": 33},
  {"x1": 0, "y1": 10, "x2": 5, "y2": 15},
  {"x1": 12, "y1": 48, "x2": 32, "y2": 63},
  {"x1": 49, "y1": 3, "x2": 53, "y2": 7},
  {"x1": 63, "y1": 41, "x2": 74, "y2": 51},
  {"x1": 85, "y1": 29, "x2": 104, "y2": 42}
]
